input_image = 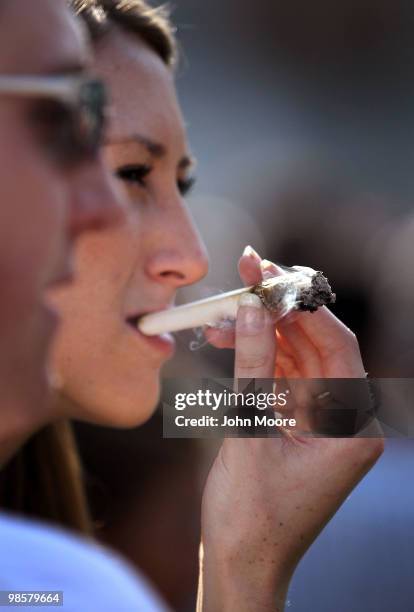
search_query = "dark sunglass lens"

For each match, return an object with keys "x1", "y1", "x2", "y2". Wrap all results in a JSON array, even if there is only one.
[
  {"x1": 30, "y1": 99, "x2": 78, "y2": 163},
  {"x1": 30, "y1": 79, "x2": 108, "y2": 166},
  {"x1": 77, "y1": 79, "x2": 107, "y2": 156}
]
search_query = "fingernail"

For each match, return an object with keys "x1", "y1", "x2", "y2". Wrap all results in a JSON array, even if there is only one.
[
  {"x1": 239, "y1": 293, "x2": 262, "y2": 308},
  {"x1": 243, "y1": 245, "x2": 261, "y2": 260},
  {"x1": 261, "y1": 259, "x2": 277, "y2": 280}
]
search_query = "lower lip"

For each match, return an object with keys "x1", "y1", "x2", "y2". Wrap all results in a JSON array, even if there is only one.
[{"x1": 128, "y1": 323, "x2": 176, "y2": 357}]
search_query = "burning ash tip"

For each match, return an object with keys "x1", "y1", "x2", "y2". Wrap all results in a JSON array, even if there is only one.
[
  {"x1": 297, "y1": 271, "x2": 336, "y2": 313},
  {"x1": 253, "y1": 270, "x2": 335, "y2": 314}
]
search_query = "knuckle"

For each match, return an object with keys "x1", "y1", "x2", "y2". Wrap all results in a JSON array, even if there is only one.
[
  {"x1": 323, "y1": 328, "x2": 359, "y2": 359},
  {"x1": 344, "y1": 328, "x2": 358, "y2": 347}
]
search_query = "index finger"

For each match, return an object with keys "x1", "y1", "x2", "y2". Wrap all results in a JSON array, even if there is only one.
[
  {"x1": 260, "y1": 261, "x2": 359, "y2": 360},
  {"x1": 290, "y1": 307, "x2": 358, "y2": 359}
]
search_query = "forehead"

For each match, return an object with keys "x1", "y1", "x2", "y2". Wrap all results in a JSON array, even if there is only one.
[
  {"x1": 93, "y1": 27, "x2": 186, "y2": 146},
  {"x1": 0, "y1": 0, "x2": 89, "y2": 73}
]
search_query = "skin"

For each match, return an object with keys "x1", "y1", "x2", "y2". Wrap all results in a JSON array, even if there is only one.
[
  {"x1": 0, "y1": 0, "x2": 124, "y2": 464},
  {"x1": 40, "y1": 22, "x2": 383, "y2": 612},
  {"x1": 199, "y1": 247, "x2": 384, "y2": 611},
  {"x1": 47, "y1": 27, "x2": 209, "y2": 427}
]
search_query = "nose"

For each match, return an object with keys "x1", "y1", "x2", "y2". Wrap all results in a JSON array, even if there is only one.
[
  {"x1": 67, "y1": 155, "x2": 126, "y2": 240},
  {"x1": 145, "y1": 201, "x2": 209, "y2": 288}
]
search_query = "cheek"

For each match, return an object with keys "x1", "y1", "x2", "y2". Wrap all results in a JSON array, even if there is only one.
[
  {"x1": 75, "y1": 221, "x2": 139, "y2": 277},
  {"x1": 47, "y1": 234, "x2": 126, "y2": 349},
  {"x1": 0, "y1": 126, "x2": 66, "y2": 404},
  {"x1": 0, "y1": 140, "x2": 66, "y2": 319},
  {"x1": 49, "y1": 299, "x2": 163, "y2": 428},
  {"x1": 47, "y1": 228, "x2": 160, "y2": 427}
]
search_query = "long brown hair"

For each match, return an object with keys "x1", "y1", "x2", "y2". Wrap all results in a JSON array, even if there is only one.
[
  {"x1": 0, "y1": 421, "x2": 93, "y2": 533},
  {"x1": 0, "y1": 0, "x2": 177, "y2": 534},
  {"x1": 72, "y1": 0, "x2": 177, "y2": 67}
]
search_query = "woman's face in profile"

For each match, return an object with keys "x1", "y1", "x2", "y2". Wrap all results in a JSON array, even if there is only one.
[
  {"x1": 48, "y1": 27, "x2": 209, "y2": 427},
  {"x1": 0, "y1": 0, "x2": 94, "y2": 413}
]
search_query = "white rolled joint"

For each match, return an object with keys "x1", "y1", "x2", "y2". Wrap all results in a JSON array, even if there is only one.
[
  {"x1": 137, "y1": 267, "x2": 335, "y2": 337},
  {"x1": 138, "y1": 286, "x2": 252, "y2": 336}
]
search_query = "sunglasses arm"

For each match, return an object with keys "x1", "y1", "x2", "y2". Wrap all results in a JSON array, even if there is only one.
[{"x1": 0, "y1": 75, "x2": 82, "y2": 104}]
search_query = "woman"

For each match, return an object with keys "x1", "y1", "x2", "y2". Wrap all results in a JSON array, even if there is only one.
[
  {"x1": 0, "y1": 0, "x2": 122, "y2": 465},
  {"x1": 2, "y1": 1, "x2": 383, "y2": 610},
  {"x1": 0, "y1": 2, "x2": 167, "y2": 610}
]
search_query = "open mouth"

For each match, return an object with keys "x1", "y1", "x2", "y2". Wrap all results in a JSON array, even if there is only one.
[
  {"x1": 124, "y1": 309, "x2": 176, "y2": 357},
  {"x1": 125, "y1": 304, "x2": 173, "y2": 335},
  {"x1": 126, "y1": 314, "x2": 142, "y2": 330}
]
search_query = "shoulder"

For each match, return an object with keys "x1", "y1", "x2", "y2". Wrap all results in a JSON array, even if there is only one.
[{"x1": 0, "y1": 512, "x2": 169, "y2": 612}]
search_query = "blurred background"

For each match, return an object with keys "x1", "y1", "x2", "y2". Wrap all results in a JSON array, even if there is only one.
[{"x1": 75, "y1": 1, "x2": 414, "y2": 610}]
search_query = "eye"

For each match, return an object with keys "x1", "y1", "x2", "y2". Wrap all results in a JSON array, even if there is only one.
[
  {"x1": 178, "y1": 176, "x2": 196, "y2": 197},
  {"x1": 115, "y1": 164, "x2": 152, "y2": 186}
]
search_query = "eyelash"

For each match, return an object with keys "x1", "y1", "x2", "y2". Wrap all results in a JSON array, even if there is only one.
[{"x1": 115, "y1": 164, "x2": 195, "y2": 197}]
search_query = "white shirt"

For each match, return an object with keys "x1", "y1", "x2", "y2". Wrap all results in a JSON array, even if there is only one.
[{"x1": 0, "y1": 512, "x2": 169, "y2": 611}]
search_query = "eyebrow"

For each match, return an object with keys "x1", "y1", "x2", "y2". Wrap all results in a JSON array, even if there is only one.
[{"x1": 110, "y1": 133, "x2": 195, "y2": 170}]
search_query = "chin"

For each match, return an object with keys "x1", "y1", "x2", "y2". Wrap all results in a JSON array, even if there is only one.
[{"x1": 79, "y1": 377, "x2": 162, "y2": 430}]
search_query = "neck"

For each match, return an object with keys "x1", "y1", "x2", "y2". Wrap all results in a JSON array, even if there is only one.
[
  {"x1": 0, "y1": 415, "x2": 41, "y2": 468},
  {"x1": 0, "y1": 388, "x2": 54, "y2": 469}
]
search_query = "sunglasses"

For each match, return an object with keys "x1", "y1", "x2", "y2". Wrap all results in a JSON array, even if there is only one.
[{"x1": 0, "y1": 74, "x2": 107, "y2": 165}]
